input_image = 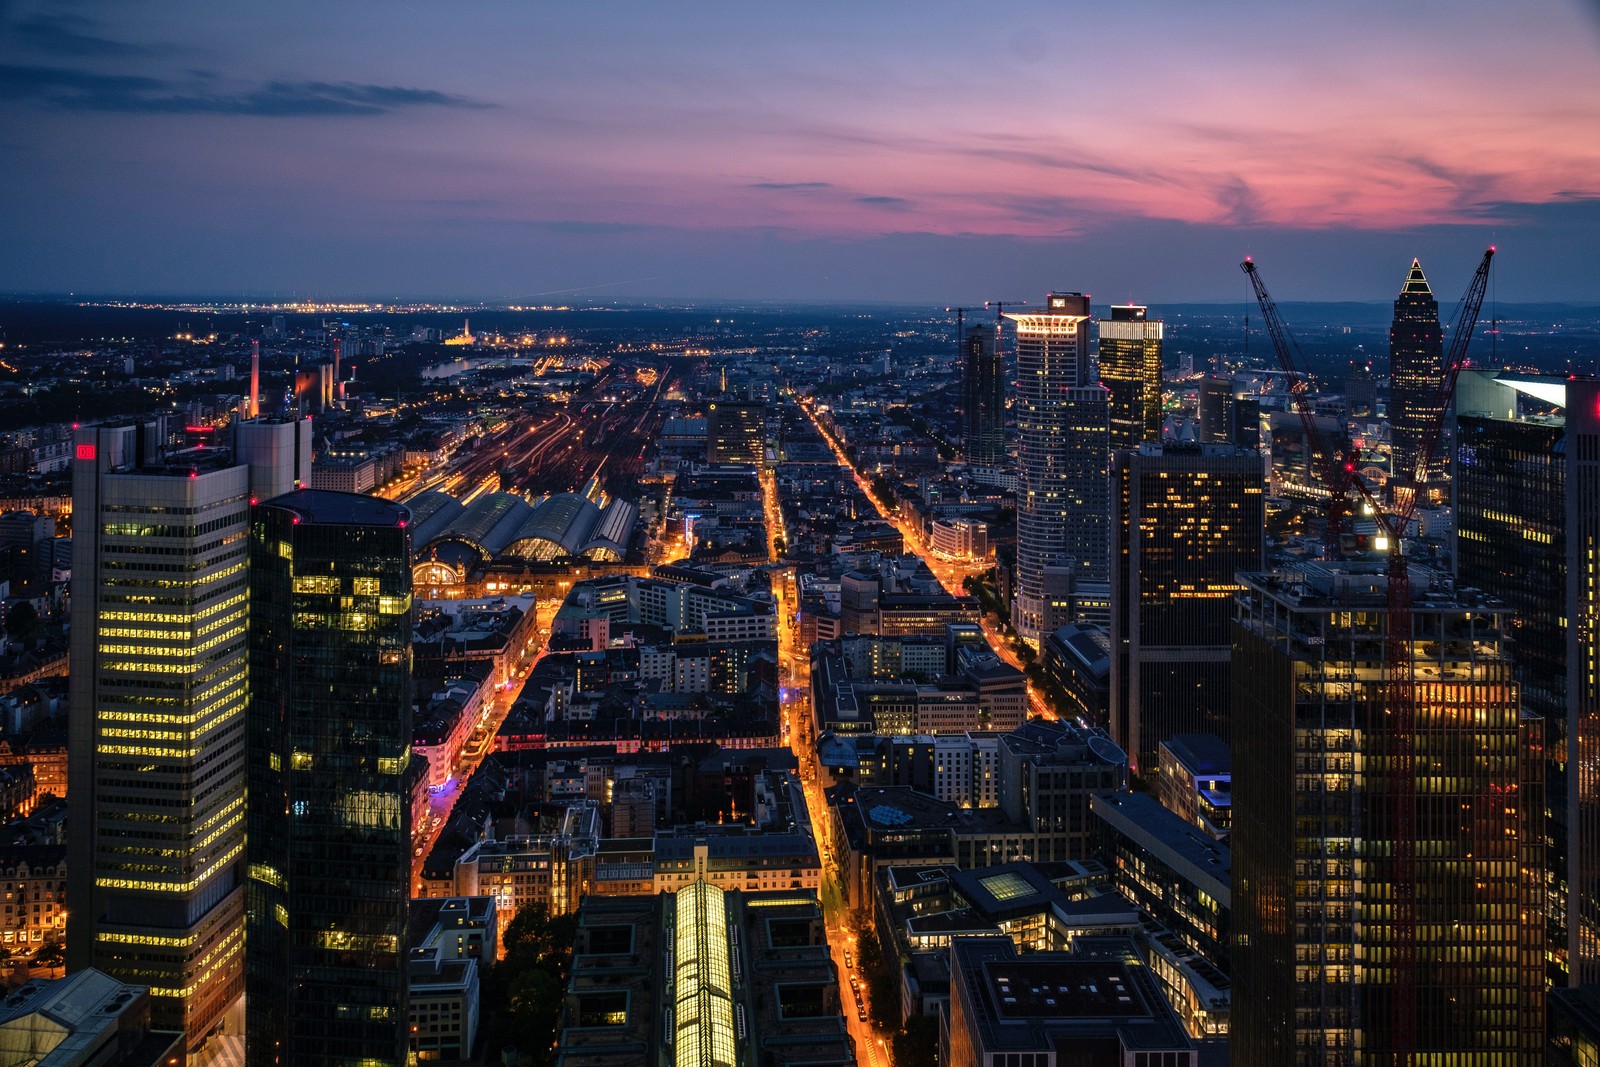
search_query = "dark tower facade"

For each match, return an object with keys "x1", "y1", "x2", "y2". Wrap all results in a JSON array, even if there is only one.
[
  {"x1": 1097, "y1": 304, "x2": 1163, "y2": 451},
  {"x1": 1456, "y1": 371, "x2": 1600, "y2": 987},
  {"x1": 1389, "y1": 259, "x2": 1445, "y2": 487},
  {"x1": 1109, "y1": 444, "x2": 1263, "y2": 773},
  {"x1": 246, "y1": 490, "x2": 413, "y2": 1067},
  {"x1": 1455, "y1": 371, "x2": 1569, "y2": 984},
  {"x1": 961, "y1": 323, "x2": 1005, "y2": 468},
  {"x1": 1231, "y1": 562, "x2": 1545, "y2": 1065},
  {"x1": 707, "y1": 398, "x2": 766, "y2": 468}
]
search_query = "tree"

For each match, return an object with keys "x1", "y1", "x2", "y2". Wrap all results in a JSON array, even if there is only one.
[
  {"x1": 4, "y1": 602, "x2": 37, "y2": 642},
  {"x1": 869, "y1": 472, "x2": 894, "y2": 504},
  {"x1": 31, "y1": 941, "x2": 63, "y2": 971},
  {"x1": 483, "y1": 903, "x2": 578, "y2": 1067},
  {"x1": 893, "y1": 1013, "x2": 940, "y2": 1066}
]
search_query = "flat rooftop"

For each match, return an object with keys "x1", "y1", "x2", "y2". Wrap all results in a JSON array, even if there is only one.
[
  {"x1": 260, "y1": 488, "x2": 410, "y2": 527},
  {"x1": 988, "y1": 960, "x2": 1147, "y2": 1019},
  {"x1": 1161, "y1": 733, "x2": 1231, "y2": 776}
]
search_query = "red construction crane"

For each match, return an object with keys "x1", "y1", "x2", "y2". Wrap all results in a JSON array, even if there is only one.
[
  {"x1": 1242, "y1": 248, "x2": 1495, "y2": 1064},
  {"x1": 1240, "y1": 258, "x2": 1360, "y2": 556}
]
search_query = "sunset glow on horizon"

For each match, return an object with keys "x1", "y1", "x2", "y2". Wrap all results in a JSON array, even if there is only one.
[{"x1": 3, "y1": 0, "x2": 1598, "y2": 301}]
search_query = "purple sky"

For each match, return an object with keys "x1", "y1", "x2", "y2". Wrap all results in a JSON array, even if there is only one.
[{"x1": 3, "y1": 0, "x2": 1599, "y2": 303}]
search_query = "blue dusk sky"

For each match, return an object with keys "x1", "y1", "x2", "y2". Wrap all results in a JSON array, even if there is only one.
[{"x1": 2, "y1": 0, "x2": 1598, "y2": 304}]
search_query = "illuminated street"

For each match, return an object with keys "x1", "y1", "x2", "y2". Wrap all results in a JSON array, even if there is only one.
[{"x1": 793, "y1": 394, "x2": 1057, "y2": 719}]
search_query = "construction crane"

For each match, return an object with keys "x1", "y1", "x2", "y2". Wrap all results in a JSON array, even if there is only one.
[
  {"x1": 1240, "y1": 258, "x2": 1360, "y2": 556},
  {"x1": 1243, "y1": 248, "x2": 1495, "y2": 1064},
  {"x1": 983, "y1": 299, "x2": 1028, "y2": 323},
  {"x1": 946, "y1": 307, "x2": 971, "y2": 341}
]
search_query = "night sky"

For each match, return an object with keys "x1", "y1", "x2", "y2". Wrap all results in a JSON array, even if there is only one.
[{"x1": 3, "y1": 1, "x2": 1598, "y2": 303}]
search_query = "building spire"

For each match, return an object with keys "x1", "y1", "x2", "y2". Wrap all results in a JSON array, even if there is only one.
[{"x1": 1402, "y1": 258, "x2": 1432, "y2": 296}]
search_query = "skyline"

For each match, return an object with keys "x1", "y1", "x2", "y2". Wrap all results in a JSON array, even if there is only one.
[{"x1": 2, "y1": 1, "x2": 1599, "y2": 302}]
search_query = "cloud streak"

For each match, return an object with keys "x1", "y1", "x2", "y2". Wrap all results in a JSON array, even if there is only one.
[
  {"x1": 0, "y1": 64, "x2": 489, "y2": 115},
  {"x1": 9, "y1": 12, "x2": 154, "y2": 57}
]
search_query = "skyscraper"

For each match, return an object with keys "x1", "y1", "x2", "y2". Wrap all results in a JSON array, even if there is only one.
[
  {"x1": 1098, "y1": 304, "x2": 1163, "y2": 451},
  {"x1": 1389, "y1": 258, "x2": 1445, "y2": 487},
  {"x1": 707, "y1": 398, "x2": 766, "y2": 468},
  {"x1": 67, "y1": 416, "x2": 309, "y2": 1046},
  {"x1": 246, "y1": 490, "x2": 414, "y2": 1066},
  {"x1": 1456, "y1": 370, "x2": 1600, "y2": 985},
  {"x1": 1009, "y1": 293, "x2": 1110, "y2": 645},
  {"x1": 960, "y1": 322, "x2": 1005, "y2": 468},
  {"x1": 1231, "y1": 561, "x2": 1545, "y2": 1065},
  {"x1": 1109, "y1": 443, "x2": 1263, "y2": 773},
  {"x1": 1199, "y1": 376, "x2": 1262, "y2": 452}
]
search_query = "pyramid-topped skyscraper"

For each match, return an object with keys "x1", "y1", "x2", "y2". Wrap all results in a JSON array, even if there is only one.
[{"x1": 1389, "y1": 258, "x2": 1445, "y2": 487}]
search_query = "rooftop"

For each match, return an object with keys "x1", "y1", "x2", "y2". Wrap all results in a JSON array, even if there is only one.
[
  {"x1": 1160, "y1": 734, "x2": 1231, "y2": 776},
  {"x1": 1090, "y1": 792, "x2": 1231, "y2": 905},
  {"x1": 952, "y1": 936, "x2": 1194, "y2": 1057},
  {"x1": 259, "y1": 488, "x2": 409, "y2": 527}
]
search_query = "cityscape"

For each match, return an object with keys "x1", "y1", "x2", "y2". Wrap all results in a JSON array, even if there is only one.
[{"x1": 3, "y1": 3, "x2": 1600, "y2": 1067}]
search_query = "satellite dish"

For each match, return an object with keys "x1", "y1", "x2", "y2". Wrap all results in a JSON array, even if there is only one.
[{"x1": 1088, "y1": 735, "x2": 1128, "y2": 766}]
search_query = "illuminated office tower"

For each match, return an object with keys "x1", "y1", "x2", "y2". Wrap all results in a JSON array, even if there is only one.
[
  {"x1": 1009, "y1": 294, "x2": 1110, "y2": 644},
  {"x1": 1231, "y1": 562, "x2": 1545, "y2": 1065},
  {"x1": 961, "y1": 323, "x2": 1005, "y2": 467},
  {"x1": 1389, "y1": 258, "x2": 1445, "y2": 487},
  {"x1": 707, "y1": 398, "x2": 766, "y2": 468},
  {"x1": 1456, "y1": 371, "x2": 1600, "y2": 985},
  {"x1": 67, "y1": 417, "x2": 309, "y2": 1046},
  {"x1": 1097, "y1": 304, "x2": 1163, "y2": 451},
  {"x1": 246, "y1": 490, "x2": 413, "y2": 1067},
  {"x1": 1109, "y1": 444, "x2": 1263, "y2": 773}
]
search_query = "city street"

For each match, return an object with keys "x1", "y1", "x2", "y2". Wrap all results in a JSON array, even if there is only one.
[
  {"x1": 794, "y1": 396, "x2": 1056, "y2": 717},
  {"x1": 410, "y1": 612, "x2": 550, "y2": 891},
  {"x1": 766, "y1": 467, "x2": 896, "y2": 1062}
]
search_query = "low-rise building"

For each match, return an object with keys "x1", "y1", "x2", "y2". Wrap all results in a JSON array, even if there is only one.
[
  {"x1": 812, "y1": 636, "x2": 1025, "y2": 737},
  {"x1": 1041, "y1": 622, "x2": 1112, "y2": 730},
  {"x1": 1156, "y1": 733, "x2": 1232, "y2": 839},
  {"x1": 556, "y1": 882, "x2": 853, "y2": 1067},
  {"x1": 0, "y1": 968, "x2": 183, "y2": 1066},
  {"x1": 0, "y1": 844, "x2": 65, "y2": 952},
  {"x1": 945, "y1": 936, "x2": 1197, "y2": 1066},
  {"x1": 928, "y1": 516, "x2": 989, "y2": 561},
  {"x1": 876, "y1": 861, "x2": 1135, "y2": 1020},
  {"x1": 1091, "y1": 790, "x2": 1232, "y2": 1039},
  {"x1": 407, "y1": 896, "x2": 496, "y2": 1063}
]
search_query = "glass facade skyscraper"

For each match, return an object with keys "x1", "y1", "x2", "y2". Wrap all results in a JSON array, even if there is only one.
[
  {"x1": 1110, "y1": 444, "x2": 1263, "y2": 773},
  {"x1": 1456, "y1": 371, "x2": 1570, "y2": 983},
  {"x1": 707, "y1": 398, "x2": 766, "y2": 468},
  {"x1": 1009, "y1": 293, "x2": 1110, "y2": 645},
  {"x1": 1231, "y1": 562, "x2": 1545, "y2": 1065},
  {"x1": 1389, "y1": 259, "x2": 1445, "y2": 487},
  {"x1": 67, "y1": 417, "x2": 309, "y2": 1047},
  {"x1": 246, "y1": 490, "x2": 413, "y2": 1067},
  {"x1": 1098, "y1": 304, "x2": 1163, "y2": 452},
  {"x1": 1456, "y1": 371, "x2": 1600, "y2": 987},
  {"x1": 961, "y1": 323, "x2": 1006, "y2": 468}
]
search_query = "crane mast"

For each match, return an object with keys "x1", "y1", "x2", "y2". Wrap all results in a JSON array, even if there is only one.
[{"x1": 1241, "y1": 258, "x2": 1359, "y2": 556}]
